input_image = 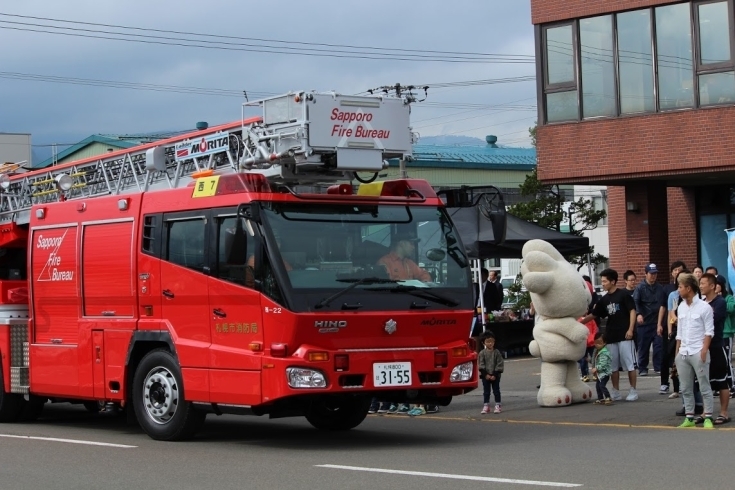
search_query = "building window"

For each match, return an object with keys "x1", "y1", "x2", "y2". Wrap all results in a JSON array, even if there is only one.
[
  {"x1": 656, "y1": 3, "x2": 694, "y2": 110},
  {"x1": 617, "y1": 9, "x2": 655, "y2": 114},
  {"x1": 696, "y1": 1, "x2": 735, "y2": 106},
  {"x1": 543, "y1": 24, "x2": 578, "y2": 122},
  {"x1": 539, "y1": 1, "x2": 735, "y2": 123},
  {"x1": 580, "y1": 15, "x2": 616, "y2": 118}
]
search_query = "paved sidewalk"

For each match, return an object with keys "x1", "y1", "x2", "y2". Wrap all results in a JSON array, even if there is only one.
[{"x1": 414, "y1": 356, "x2": 733, "y2": 429}]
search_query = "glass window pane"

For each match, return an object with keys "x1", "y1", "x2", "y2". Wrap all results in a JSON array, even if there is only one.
[
  {"x1": 698, "y1": 1, "x2": 731, "y2": 65},
  {"x1": 167, "y1": 219, "x2": 205, "y2": 272},
  {"x1": 546, "y1": 25, "x2": 575, "y2": 85},
  {"x1": 580, "y1": 15, "x2": 616, "y2": 118},
  {"x1": 700, "y1": 214, "x2": 728, "y2": 285},
  {"x1": 617, "y1": 10, "x2": 655, "y2": 114},
  {"x1": 546, "y1": 91, "x2": 578, "y2": 122},
  {"x1": 656, "y1": 4, "x2": 694, "y2": 110},
  {"x1": 699, "y1": 71, "x2": 735, "y2": 105}
]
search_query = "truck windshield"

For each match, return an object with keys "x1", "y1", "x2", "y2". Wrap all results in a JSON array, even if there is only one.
[{"x1": 260, "y1": 202, "x2": 471, "y2": 311}]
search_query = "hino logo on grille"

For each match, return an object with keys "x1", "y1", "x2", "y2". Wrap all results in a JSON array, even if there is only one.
[{"x1": 314, "y1": 320, "x2": 347, "y2": 333}]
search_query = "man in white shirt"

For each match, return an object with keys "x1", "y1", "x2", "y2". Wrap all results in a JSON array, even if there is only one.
[{"x1": 675, "y1": 272, "x2": 715, "y2": 428}]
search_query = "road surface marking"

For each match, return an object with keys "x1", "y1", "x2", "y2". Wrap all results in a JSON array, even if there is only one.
[
  {"x1": 400, "y1": 415, "x2": 735, "y2": 431},
  {"x1": 0, "y1": 433, "x2": 137, "y2": 448},
  {"x1": 316, "y1": 464, "x2": 582, "y2": 487}
]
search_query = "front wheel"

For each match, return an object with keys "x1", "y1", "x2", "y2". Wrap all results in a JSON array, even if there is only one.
[
  {"x1": 132, "y1": 349, "x2": 205, "y2": 441},
  {"x1": 0, "y1": 367, "x2": 22, "y2": 422},
  {"x1": 304, "y1": 395, "x2": 371, "y2": 431}
]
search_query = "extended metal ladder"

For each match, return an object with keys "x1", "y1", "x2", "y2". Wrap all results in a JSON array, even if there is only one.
[{"x1": 0, "y1": 91, "x2": 415, "y2": 224}]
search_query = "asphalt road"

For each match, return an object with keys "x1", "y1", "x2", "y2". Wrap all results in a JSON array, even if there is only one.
[{"x1": 0, "y1": 357, "x2": 732, "y2": 490}]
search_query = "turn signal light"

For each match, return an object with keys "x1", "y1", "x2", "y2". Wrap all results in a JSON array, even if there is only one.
[
  {"x1": 307, "y1": 351, "x2": 329, "y2": 362},
  {"x1": 271, "y1": 343, "x2": 288, "y2": 357},
  {"x1": 249, "y1": 342, "x2": 263, "y2": 352},
  {"x1": 334, "y1": 354, "x2": 349, "y2": 371},
  {"x1": 451, "y1": 347, "x2": 468, "y2": 357},
  {"x1": 434, "y1": 351, "x2": 448, "y2": 368}
]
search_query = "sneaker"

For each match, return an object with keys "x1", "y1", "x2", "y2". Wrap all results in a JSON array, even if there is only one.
[
  {"x1": 581, "y1": 375, "x2": 590, "y2": 382},
  {"x1": 604, "y1": 398, "x2": 613, "y2": 405},
  {"x1": 493, "y1": 403, "x2": 502, "y2": 414},
  {"x1": 679, "y1": 418, "x2": 696, "y2": 428},
  {"x1": 659, "y1": 385, "x2": 669, "y2": 394},
  {"x1": 626, "y1": 388, "x2": 639, "y2": 402},
  {"x1": 396, "y1": 404, "x2": 410, "y2": 414},
  {"x1": 408, "y1": 407, "x2": 426, "y2": 416},
  {"x1": 654, "y1": 370, "x2": 660, "y2": 375},
  {"x1": 377, "y1": 404, "x2": 390, "y2": 414},
  {"x1": 703, "y1": 417, "x2": 715, "y2": 429},
  {"x1": 481, "y1": 403, "x2": 489, "y2": 414},
  {"x1": 368, "y1": 404, "x2": 378, "y2": 414},
  {"x1": 386, "y1": 404, "x2": 398, "y2": 414},
  {"x1": 668, "y1": 392, "x2": 680, "y2": 399},
  {"x1": 593, "y1": 399, "x2": 605, "y2": 405},
  {"x1": 639, "y1": 370, "x2": 648, "y2": 377},
  {"x1": 610, "y1": 389, "x2": 622, "y2": 401},
  {"x1": 425, "y1": 405, "x2": 438, "y2": 414}
]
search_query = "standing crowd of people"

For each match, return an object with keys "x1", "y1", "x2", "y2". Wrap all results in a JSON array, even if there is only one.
[
  {"x1": 367, "y1": 259, "x2": 734, "y2": 428},
  {"x1": 577, "y1": 261, "x2": 734, "y2": 428}
]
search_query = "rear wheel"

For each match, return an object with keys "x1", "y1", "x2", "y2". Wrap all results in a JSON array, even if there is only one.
[
  {"x1": 0, "y1": 366, "x2": 22, "y2": 422},
  {"x1": 132, "y1": 349, "x2": 205, "y2": 441},
  {"x1": 305, "y1": 395, "x2": 371, "y2": 431}
]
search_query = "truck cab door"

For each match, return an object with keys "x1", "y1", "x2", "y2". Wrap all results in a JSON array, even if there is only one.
[
  {"x1": 206, "y1": 212, "x2": 263, "y2": 406},
  {"x1": 159, "y1": 211, "x2": 211, "y2": 367}
]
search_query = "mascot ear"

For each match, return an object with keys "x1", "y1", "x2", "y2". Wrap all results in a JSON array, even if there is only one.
[
  {"x1": 520, "y1": 250, "x2": 558, "y2": 294},
  {"x1": 522, "y1": 271, "x2": 555, "y2": 294}
]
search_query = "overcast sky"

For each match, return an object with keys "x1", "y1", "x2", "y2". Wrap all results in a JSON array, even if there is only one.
[{"x1": 0, "y1": 1, "x2": 536, "y2": 163}]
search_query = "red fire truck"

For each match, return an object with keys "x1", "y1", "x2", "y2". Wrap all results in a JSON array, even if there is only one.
[{"x1": 0, "y1": 91, "x2": 476, "y2": 440}]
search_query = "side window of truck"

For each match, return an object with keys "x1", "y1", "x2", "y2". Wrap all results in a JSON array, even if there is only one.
[
  {"x1": 166, "y1": 218, "x2": 206, "y2": 272},
  {"x1": 216, "y1": 216, "x2": 254, "y2": 287}
]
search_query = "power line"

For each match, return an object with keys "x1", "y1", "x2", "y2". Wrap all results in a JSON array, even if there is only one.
[
  {"x1": 0, "y1": 71, "x2": 276, "y2": 98},
  {"x1": 0, "y1": 18, "x2": 535, "y2": 64},
  {"x1": 0, "y1": 12, "x2": 536, "y2": 61}
]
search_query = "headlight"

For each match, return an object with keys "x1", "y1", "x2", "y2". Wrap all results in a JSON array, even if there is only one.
[
  {"x1": 450, "y1": 361, "x2": 474, "y2": 382},
  {"x1": 286, "y1": 367, "x2": 327, "y2": 388}
]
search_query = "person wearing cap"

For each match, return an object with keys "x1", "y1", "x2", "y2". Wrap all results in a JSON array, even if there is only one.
[
  {"x1": 633, "y1": 263, "x2": 667, "y2": 378},
  {"x1": 377, "y1": 232, "x2": 432, "y2": 282}
]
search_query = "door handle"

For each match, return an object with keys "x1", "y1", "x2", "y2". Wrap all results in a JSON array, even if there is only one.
[
  {"x1": 213, "y1": 308, "x2": 227, "y2": 318},
  {"x1": 162, "y1": 289, "x2": 174, "y2": 299}
]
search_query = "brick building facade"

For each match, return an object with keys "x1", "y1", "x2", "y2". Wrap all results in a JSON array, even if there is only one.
[{"x1": 531, "y1": 0, "x2": 735, "y2": 278}]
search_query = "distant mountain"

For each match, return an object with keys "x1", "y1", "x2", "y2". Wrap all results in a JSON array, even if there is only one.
[{"x1": 417, "y1": 135, "x2": 486, "y2": 146}]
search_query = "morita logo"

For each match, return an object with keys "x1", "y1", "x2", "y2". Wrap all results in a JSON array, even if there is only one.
[{"x1": 420, "y1": 318, "x2": 457, "y2": 326}]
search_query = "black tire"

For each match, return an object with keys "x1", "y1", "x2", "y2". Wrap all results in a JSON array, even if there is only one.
[
  {"x1": 0, "y1": 366, "x2": 22, "y2": 422},
  {"x1": 83, "y1": 401, "x2": 101, "y2": 413},
  {"x1": 18, "y1": 395, "x2": 46, "y2": 422},
  {"x1": 132, "y1": 349, "x2": 205, "y2": 441},
  {"x1": 305, "y1": 395, "x2": 371, "y2": 431}
]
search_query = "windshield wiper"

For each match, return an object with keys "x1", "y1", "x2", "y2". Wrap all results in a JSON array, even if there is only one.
[
  {"x1": 314, "y1": 277, "x2": 397, "y2": 309},
  {"x1": 367, "y1": 285, "x2": 459, "y2": 307}
]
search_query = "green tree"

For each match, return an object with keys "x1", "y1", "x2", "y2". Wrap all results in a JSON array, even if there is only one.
[
  {"x1": 509, "y1": 157, "x2": 608, "y2": 271},
  {"x1": 529, "y1": 124, "x2": 537, "y2": 148}
]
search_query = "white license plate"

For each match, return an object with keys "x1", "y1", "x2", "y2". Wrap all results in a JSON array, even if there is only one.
[{"x1": 373, "y1": 362, "x2": 412, "y2": 387}]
